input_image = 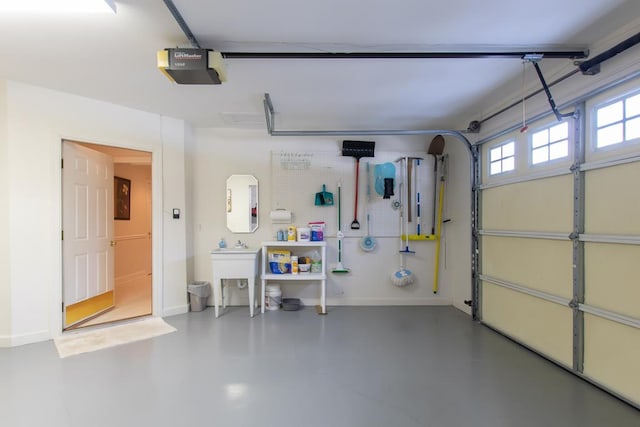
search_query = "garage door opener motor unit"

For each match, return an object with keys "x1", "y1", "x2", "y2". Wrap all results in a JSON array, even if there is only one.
[{"x1": 157, "y1": 48, "x2": 227, "y2": 84}]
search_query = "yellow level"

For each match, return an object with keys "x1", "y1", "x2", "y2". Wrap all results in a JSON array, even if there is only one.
[{"x1": 401, "y1": 234, "x2": 437, "y2": 241}]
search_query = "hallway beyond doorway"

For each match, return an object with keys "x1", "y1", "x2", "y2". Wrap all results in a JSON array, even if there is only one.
[{"x1": 78, "y1": 273, "x2": 152, "y2": 328}]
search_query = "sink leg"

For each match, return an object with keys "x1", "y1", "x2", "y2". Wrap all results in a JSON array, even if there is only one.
[
  {"x1": 222, "y1": 280, "x2": 226, "y2": 310},
  {"x1": 248, "y1": 277, "x2": 255, "y2": 317},
  {"x1": 213, "y1": 276, "x2": 221, "y2": 318}
]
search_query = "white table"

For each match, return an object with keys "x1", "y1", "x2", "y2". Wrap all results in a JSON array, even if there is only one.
[{"x1": 210, "y1": 247, "x2": 261, "y2": 317}]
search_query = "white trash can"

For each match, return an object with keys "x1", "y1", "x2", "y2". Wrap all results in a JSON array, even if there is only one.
[{"x1": 187, "y1": 281, "x2": 211, "y2": 312}]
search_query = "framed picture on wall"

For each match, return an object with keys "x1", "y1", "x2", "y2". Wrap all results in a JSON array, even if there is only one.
[{"x1": 114, "y1": 176, "x2": 131, "y2": 220}]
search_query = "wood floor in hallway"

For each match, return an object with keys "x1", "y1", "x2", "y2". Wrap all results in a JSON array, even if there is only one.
[{"x1": 75, "y1": 275, "x2": 152, "y2": 329}]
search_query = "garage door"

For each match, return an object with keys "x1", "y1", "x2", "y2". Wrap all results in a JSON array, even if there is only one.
[
  {"x1": 478, "y1": 83, "x2": 640, "y2": 407},
  {"x1": 581, "y1": 158, "x2": 640, "y2": 404},
  {"x1": 480, "y1": 166, "x2": 575, "y2": 368}
]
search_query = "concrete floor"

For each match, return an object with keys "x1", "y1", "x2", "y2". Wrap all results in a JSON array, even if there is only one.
[{"x1": 0, "y1": 306, "x2": 638, "y2": 427}]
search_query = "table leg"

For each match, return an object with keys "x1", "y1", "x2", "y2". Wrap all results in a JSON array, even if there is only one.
[{"x1": 260, "y1": 278, "x2": 265, "y2": 314}]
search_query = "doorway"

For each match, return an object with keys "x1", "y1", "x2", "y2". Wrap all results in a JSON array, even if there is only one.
[{"x1": 62, "y1": 140, "x2": 153, "y2": 330}]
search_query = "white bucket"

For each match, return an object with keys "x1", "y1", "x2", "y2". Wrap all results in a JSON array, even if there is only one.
[{"x1": 265, "y1": 284, "x2": 282, "y2": 310}]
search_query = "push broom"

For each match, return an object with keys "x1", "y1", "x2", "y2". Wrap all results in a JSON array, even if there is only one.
[{"x1": 332, "y1": 181, "x2": 350, "y2": 274}]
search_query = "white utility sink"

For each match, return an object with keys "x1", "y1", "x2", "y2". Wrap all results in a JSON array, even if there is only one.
[
  {"x1": 211, "y1": 247, "x2": 260, "y2": 254},
  {"x1": 210, "y1": 247, "x2": 261, "y2": 317}
]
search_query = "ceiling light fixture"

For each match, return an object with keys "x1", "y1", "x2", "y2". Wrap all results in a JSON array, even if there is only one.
[{"x1": 0, "y1": 0, "x2": 116, "y2": 14}]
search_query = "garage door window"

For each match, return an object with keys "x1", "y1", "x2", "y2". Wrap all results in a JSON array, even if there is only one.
[
  {"x1": 489, "y1": 140, "x2": 515, "y2": 175},
  {"x1": 595, "y1": 91, "x2": 640, "y2": 148},
  {"x1": 531, "y1": 122, "x2": 569, "y2": 165}
]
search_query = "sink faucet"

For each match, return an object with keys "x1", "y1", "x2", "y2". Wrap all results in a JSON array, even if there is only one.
[{"x1": 235, "y1": 240, "x2": 247, "y2": 249}]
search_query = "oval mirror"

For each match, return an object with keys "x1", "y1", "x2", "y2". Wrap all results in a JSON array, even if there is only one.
[{"x1": 226, "y1": 175, "x2": 258, "y2": 233}]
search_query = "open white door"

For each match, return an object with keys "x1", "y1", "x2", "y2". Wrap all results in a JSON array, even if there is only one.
[{"x1": 62, "y1": 141, "x2": 115, "y2": 328}]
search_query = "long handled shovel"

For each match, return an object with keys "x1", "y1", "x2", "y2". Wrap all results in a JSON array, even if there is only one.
[
  {"x1": 433, "y1": 155, "x2": 448, "y2": 294},
  {"x1": 427, "y1": 135, "x2": 445, "y2": 235}
]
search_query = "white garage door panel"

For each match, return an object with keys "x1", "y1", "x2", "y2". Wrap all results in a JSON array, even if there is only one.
[
  {"x1": 482, "y1": 175, "x2": 573, "y2": 232},
  {"x1": 480, "y1": 82, "x2": 640, "y2": 407},
  {"x1": 482, "y1": 236, "x2": 573, "y2": 299},
  {"x1": 585, "y1": 243, "x2": 640, "y2": 319},
  {"x1": 584, "y1": 314, "x2": 640, "y2": 405},
  {"x1": 585, "y1": 162, "x2": 640, "y2": 235},
  {"x1": 482, "y1": 282, "x2": 573, "y2": 367}
]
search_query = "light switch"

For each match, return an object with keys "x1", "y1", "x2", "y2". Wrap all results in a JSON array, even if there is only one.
[{"x1": 173, "y1": 208, "x2": 180, "y2": 219}]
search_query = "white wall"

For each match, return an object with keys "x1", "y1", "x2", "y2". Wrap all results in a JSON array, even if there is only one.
[
  {"x1": 185, "y1": 124, "x2": 196, "y2": 285},
  {"x1": 441, "y1": 135, "x2": 473, "y2": 314},
  {"x1": 191, "y1": 129, "x2": 473, "y2": 308},
  {"x1": 0, "y1": 80, "x2": 10, "y2": 344},
  {"x1": 1, "y1": 80, "x2": 188, "y2": 346},
  {"x1": 0, "y1": 78, "x2": 474, "y2": 346},
  {"x1": 160, "y1": 117, "x2": 189, "y2": 315}
]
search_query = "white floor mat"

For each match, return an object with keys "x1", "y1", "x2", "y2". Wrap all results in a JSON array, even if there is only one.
[{"x1": 54, "y1": 317, "x2": 176, "y2": 358}]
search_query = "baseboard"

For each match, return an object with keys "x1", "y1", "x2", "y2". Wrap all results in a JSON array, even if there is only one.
[
  {"x1": 324, "y1": 297, "x2": 452, "y2": 306},
  {"x1": 162, "y1": 304, "x2": 189, "y2": 317},
  {"x1": 0, "y1": 329, "x2": 50, "y2": 348},
  {"x1": 453, "y1": 302, "x2": 472, "y2": 315}
]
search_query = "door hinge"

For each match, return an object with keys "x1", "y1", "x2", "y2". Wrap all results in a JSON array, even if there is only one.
[
  {"x1": 61, "y1": 302, "x2": 64, "y2": 312},
  {"x1": 61, "y1": 230, "x2": 64, "y2": 241},
  {"x1": 61, "y1": 158, "x2": 64, "y2": 169}
]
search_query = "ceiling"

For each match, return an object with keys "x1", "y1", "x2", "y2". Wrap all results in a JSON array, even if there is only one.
[{"x1": 0, "y1": 0, "x2": 638, "y2": 132}]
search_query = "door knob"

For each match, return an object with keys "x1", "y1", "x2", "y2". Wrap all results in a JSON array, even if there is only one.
[{"x1": 110, "y1": 240, "x2": 117, "y2": 247}]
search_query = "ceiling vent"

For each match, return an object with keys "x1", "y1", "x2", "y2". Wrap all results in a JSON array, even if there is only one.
[{"x1": 157, "y1": 48, "x2": 227, "y2": 84}]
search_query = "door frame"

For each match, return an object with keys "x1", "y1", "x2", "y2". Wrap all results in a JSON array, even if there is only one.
[{"x1": 53, "y1": 137, "x2": 163, "y2": 337}]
